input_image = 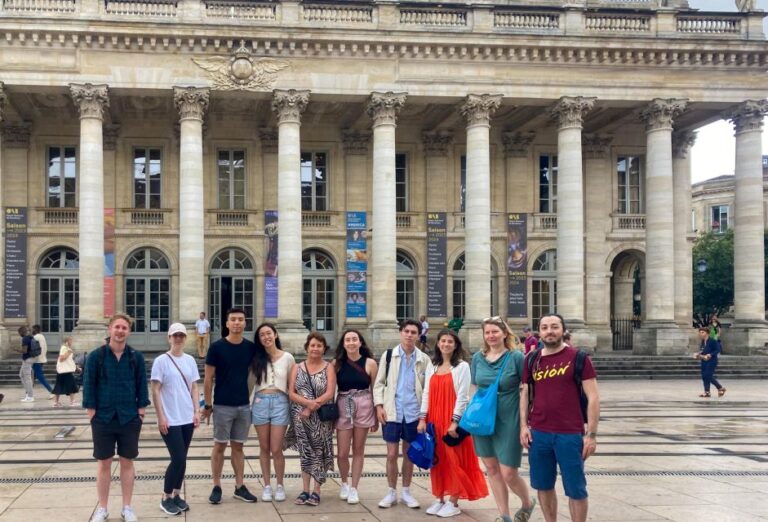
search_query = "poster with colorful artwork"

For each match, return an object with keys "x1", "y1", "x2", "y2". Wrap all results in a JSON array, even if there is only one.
[
  {"x1": 346, "y1": 212, "x2": 367, "y2": 318},
  {"x1": 264, "y1": 210, "x2": 278, "y2": 318}
]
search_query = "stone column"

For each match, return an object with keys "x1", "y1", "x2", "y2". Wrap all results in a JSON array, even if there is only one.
[
  {"x1": 423, "y1": 130, "x2": 453, "y2": 213},
  {"x1": 723, "y1": 100, "x2": 768, "y2": 354},
  {"x1": 672, "y1": 130, "x2": 696, "y2": 333},
  {"x1": 272, "y1": 89, "x2": 310, "y2": 349},
  {"x1": 582, "y1": 134, "x2": 614, "y2": 350},
  {"x1": 173, "y1": 87, "x2": 209, "y2": 332},
  {"x1": 0, "y1": 84, "x2": 7, "y2": 355},
  {"x1": 70, "y1": 83, "x2": 110, "y2": 348},
  {"x1": 634, "y1": 98, "x2": 689, "y2": 354},
  {"x1": 459, "y1": 94, "x2": 502, "y2": 350},
  {"x1": 367, "y1": 92, "x2": 406, "y2": 349},
  {"x1": 550, "y1": 96, "x2": 596, "y2": 349}
]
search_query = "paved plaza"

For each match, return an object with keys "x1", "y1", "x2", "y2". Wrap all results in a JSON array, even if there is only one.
[{"x1": 0, "y1": 379, "x2": 767, "y2": 521}]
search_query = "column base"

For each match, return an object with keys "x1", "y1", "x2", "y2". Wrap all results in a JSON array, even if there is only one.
[
  {"x1": 588, "y1": 325, "x2": 613, "y2": 353},
  {"x1": 458, "y1": 320, "x2": 482, "y2": 354},
  {"x1": 369, "y1": 321, "x2": 401, "y2": 355},
  {"x1": 721, "y1": 324, "x2": 768, "y2": 355},
  {"x1": 569, "y1": 326, "x2": 597, "y2": 353},
  {"x1": 73, "y1": 321, "x2": 109, "y2": 352},
  {"x1": 632, "y1": 323, "x2": 689, "y2": 355},
  {"x1": 275, "y1": 321, "x2": 309, "y2": 355}
]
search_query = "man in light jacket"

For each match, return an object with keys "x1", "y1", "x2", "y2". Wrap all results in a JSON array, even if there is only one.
[{"x1": 373, "y1": 319, "x2": 430, "y2": 510}]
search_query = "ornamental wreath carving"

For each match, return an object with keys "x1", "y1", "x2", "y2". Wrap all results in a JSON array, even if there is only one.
[{"x1": 192, "y1": 45, "x2": 288, "y2": 91}]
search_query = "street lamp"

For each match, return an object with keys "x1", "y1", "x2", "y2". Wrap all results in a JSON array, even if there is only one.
[{"x1": 696, "y1": 259, "x2": 707, "y2": 273}]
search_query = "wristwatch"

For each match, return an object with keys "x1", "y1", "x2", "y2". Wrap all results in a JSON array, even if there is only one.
[
  {"x1": 204, "y1": 404, "x2": 213, "y2": 411},
  {"x1": 586, "y1": 432, "x2": 597, "y2": 439}
]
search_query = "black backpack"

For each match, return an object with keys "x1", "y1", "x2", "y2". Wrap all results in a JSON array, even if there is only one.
[
  {"x1": 526, "y1": 348, "x2": 589, "y2": 423},
  {"x1": 28, "y1": 337, "x2": 42, "y2": 358}
]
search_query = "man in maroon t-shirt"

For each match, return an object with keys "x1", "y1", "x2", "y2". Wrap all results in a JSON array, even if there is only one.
[
  {"x1": 523, "y1": 327, "x2": 538, "y2": 355},
  {"x1": 520, "y1": 314, "x2": 600, "y2": 522}
]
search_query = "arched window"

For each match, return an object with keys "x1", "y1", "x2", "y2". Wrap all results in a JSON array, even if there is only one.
[
  {"x1": 303, "y1": 250, "x2": 336, "y2": 341},
  {"x1": 532, "y1": 249, "x2": 557, "y2": 331},
  {"x1": 451, "y1": 253, "x2": 498, "y2": 319},
  {"x1": 209, "y1": 248, "x2": 255, "y2": 338},
  {"x1": 396, "y1": 251, "x2": 416, "y2": 323},
  {"x1": 38, "y1": 248, "x2": 79, "y2": 344},
  {"x1": 124, "y1": 247, "x2": 171, "y2": 349}
]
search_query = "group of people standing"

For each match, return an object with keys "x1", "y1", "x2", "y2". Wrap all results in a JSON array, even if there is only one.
[{"x1": 85, "y1": 309, "x2": 601, "y2": 522}]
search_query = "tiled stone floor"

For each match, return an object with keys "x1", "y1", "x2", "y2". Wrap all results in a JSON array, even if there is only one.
[{"x1": 0, "y1": 379, "x2": 767, "y2": 521}]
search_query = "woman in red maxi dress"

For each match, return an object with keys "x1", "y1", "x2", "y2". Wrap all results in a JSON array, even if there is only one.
[{"x1": 417, "y1": 329, "x2": 488, "y2": 518}]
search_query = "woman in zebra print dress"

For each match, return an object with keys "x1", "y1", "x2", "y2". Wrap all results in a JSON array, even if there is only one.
[{"x1": 287, "y1": 332, "x2": 337, "y2": 506}]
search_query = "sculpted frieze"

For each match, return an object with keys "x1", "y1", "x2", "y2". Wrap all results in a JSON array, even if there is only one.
[{"x1": 193, "y1": 45, "x2": 288, "y2": 91}]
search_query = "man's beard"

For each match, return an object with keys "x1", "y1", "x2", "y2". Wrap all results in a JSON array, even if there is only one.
[{"x1": 542, "y1": 336, "x2": 562, "y2": 349}]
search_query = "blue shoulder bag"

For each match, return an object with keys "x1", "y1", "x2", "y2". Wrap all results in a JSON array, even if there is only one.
[{"x1": 459, "y1": 352, "x2": 510, "y2": 436}]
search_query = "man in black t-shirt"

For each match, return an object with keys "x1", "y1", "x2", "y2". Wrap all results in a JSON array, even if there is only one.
[{"x1": 201, "y1": 308, "x2": 258, "y2": 504}]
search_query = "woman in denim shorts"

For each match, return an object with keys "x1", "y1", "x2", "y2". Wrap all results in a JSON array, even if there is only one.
[
  {"x1": 251, "y1": 323, "x2": 295, "y2": 502},
  {"x1": 332, "y1": 329, "x2": 379, "y2": 505}
]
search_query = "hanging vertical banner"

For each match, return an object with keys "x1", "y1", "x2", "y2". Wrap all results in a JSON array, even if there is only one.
[
  {"x1": 427, "y1": 212, "x2": 447, "y2": 317},
  {"x1": 507, "y1": 213, "x2": 528, "y2": 317},
  {"x1": 264, "y1": 210, "x2": 279, "y2": 318},
  {"x1": 104, "y1": 208, "x2": 116, "y2": 317},
  {"x1": 4, "y1": 207, "x2": 27, "y2": 318},
  {"x1": 346, "y1": 211, "x2": 367, "y2": 318}
]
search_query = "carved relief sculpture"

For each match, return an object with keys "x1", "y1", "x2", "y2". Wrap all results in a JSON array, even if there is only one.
[{"x1": 193, "y1": 45, "x2": 288, "y2": 91}]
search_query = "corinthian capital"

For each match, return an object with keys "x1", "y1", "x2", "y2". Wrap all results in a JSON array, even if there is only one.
[
  {"x1": 460, "y1": 94, "x2": 503, "y2": 127},
  {"x1": 103, "y1": 123, "x2": 120, "y2": 151},
  {"x1": 422, "y1": 130, "x2": 453, "y2": 157},
  {"x1": 2, "y1": 122, "x2": 31, "y2": 149},
  {"x1": 582, "y1": 134, "x2": 613, "y2": 159},
  {"x1": 639, "y1": 98, "x2": 688, "y2": 132},
  {"x1": 342, "y1": 129, "x2": 372, "y2": 155},
  {"x1": 0, "y1": 82, "x2": 6, "y2": 122},
  {"x1": 725, "y1": 99, "x2": 768, "y2": 135},
  {"x1": 672, "y1": 130, "x2": 697, "y2": 159},
  {"x1": 502, "y1": 131, "x2": 535, "y2": 158},
  {"x1": 367, "y1": 92, "x2": 407, "y2": 126},
  {"x1": 259, "y1": 127, "x2": 279, "y2": 153},
  {"x1": 173, "y1": 86, "x2": 210, "y2": 121},
  {"x1": 550, "y1": 96, "x2": 596, "y2": 129},
  {"x1": 70, "y1": 83, "x2": 110, "y2": 120},
  {"x1": 271, "y1": 89, "x2": 310, "y2": 125}
]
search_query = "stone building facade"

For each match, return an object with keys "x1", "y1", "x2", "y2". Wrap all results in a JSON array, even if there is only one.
[{"x1": 0, "y1": 0, "x2": 766, "y2": 354}]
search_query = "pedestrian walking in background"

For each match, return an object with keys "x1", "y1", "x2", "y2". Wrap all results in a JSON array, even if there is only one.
[
  {"x1": 16, "y1": 326, "x2": 35, "y2": 402},
  {"x1": 251, "y1": 323, "x2": 295, "y2": 502},
  {"x1": 53, "y1": 336, "x2": 79, "y2": 407},
  {"x1": 151, "y1": 323, "x2": 200, "y2": 516},
  {"x1": 333, "y1": 329, "x2": 378, "y2": 504},
  {"x1": 471, "y1": 316, "x2": 536, "y2": 522},
  {"x1": 287, "y1": 332, "x2": 336, "y2": 506},
  {"x1": 195, "y1": 312, "x2": 211, "y2": 359},
  {"x1": 418, "y1": 329, "x2": 488, "y2": 518},
  {"x1": 696, "y1": 326, "x2": 726, "y2": 398},
  {"x1": 31, "y1": 324, "x2": 54, "y2": 397}
]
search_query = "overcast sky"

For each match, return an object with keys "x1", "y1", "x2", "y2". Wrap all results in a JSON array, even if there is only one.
[{"x1": 688, "y1": 0, "x2": 768, "y2": 183}]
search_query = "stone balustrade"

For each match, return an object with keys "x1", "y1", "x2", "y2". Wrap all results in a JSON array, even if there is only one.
[
  {"x1": 533, "y1": 212, "x2": 558, "y2": 231},
  {"x1": 127, "y1": 208, "x2": 168, "y2": 226},
  {"x1": 612, "y1": 213, "x2": 646, "y2": 230},
  {"x1": 207, "y1": 209, "x2": 250, "y2": 227},
  {"x1": 204, "y1": 0, "x2": 276, "y2": 21},
  {"x1": 302, "y1": 211, "x2": 334, "y2": 228},
  {"x1": 0, "y1": 1, "x2": 760, "y2": 41},
  {"x1": 40, "y1": 208, "x2": 78, "y2": 225}
]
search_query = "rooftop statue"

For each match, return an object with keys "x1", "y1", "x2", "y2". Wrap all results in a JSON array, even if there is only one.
[{"x1": 735, "y1": 0, "x2": 756, "y2": 12}]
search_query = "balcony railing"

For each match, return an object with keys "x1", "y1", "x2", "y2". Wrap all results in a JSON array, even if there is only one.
[
  {"x1": 214, "y1": 210, "x2": 250, "y2": 227},
  {"x1": 612, "y1": 213, "x2": 646, "y2": 230},
  {"x1": 126, "y1": 208, "x2": 169, "y2": 226},
  {"x1": 302, "y1": 211, "x2": 333, "y2": 228},
  {"x1": 533, "y1": 213, "x2": 557, "y2": 231},
  {"x1": 104, "y1": 0, "x2": 177, "y2": 17},
  {"x1": 41, "y1": 208, "x2": 78, "y2": 225}
]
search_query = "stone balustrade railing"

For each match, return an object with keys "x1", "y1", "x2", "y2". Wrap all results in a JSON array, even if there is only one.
[
  {"x1": 127, "y1": 208, "x2": 168, "y2": 226},
  {"x1": 211, "y1": 210, "x2": 250, "y2": 227},
  {"x1": 533, "y1": 213, "x2": 558, "y2": 232},
  {"x1": 39, "y1": 208, "x2": 78, "y2": 225},
  {"x1": 303, "y1": 3, "x2": 373, "y2": 24},
  {"x1": 302, "y1": 211, "x2": 334, "y2": 228},
  {"x1": 611, "y1": 213, "x2": 646, "y2": 230},
  {"x1": 204, "y1": 0, "x2": 276, "y2": 21},
  {"x1": 0, "y1": 0, "x2": 762, "y2": 41}
]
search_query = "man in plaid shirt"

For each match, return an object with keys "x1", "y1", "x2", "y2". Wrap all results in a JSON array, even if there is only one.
[{"x1": 83, "y1": 313, "x2": 149, "y2": 522}]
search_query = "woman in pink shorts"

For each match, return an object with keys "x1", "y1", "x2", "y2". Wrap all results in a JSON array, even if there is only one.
[{"x1": 333, "y1": 329, "x2": 379, "y2": 504}]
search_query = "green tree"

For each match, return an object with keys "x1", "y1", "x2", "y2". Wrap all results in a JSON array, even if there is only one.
[{"x1": 692, "y1": 230, "x2": 734, "y2": 325}]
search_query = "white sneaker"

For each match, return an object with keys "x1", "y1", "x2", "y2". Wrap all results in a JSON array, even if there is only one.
[
  {"x1": 426, "y1": 500, "x2": 445, "y2": 515},
  {"x1": 90, "y1": 506, "x2": 109, "y2": 522},
  {"x1": 401, "y1": 488, "x2": 420, "y2": 509},
  {"x1": 121, "y1": 505, "x2": 138, "y2": 522},
  {"x1": 437, "y1": 502, "x2": 461, "y2": 518},
  {"x1": 20, "y1": 396, "x2": 34, "y2": 402},
  {"x1": 262, "y1": 485, "x2": 273, "y2": 502},
  {"x1": 347, "y1": 487, "x2": 359, "y2": 504},
  {"x1": 339, "y1": 482, "x2": 350, "y2": 500},
  {"x1": 378, "y1": 488, "x2": 397, "y2": 508},
  {"x1": 275, "y1": 484, "x2": 286, "y2": 502}
]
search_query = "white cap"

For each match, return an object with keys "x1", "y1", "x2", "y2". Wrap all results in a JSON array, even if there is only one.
[{"x1": 168, "y1": 323, "x2": 187, "y2": 336}]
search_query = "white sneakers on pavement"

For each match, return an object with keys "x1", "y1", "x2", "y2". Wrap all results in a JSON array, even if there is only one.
[
  {"x1": 262, "y1": 485, "x2": 273, "y2": 502},
  {"x1": 400, "y1": 488, "x2": 420, "y2": 509},
  {"x1": 426, "y1": 500, "x2": 445, "y2": 515},
  {"x1": 274, "y1": 484, "x2": 286, "y2": 502},
  {"x1": 20, "y1": 396, "x2": 34, "y2": 402},
  {"x1": 436, "y1": 502, "x2": 461, "y2": 518},
  {"x1": 347, "y1": 487, "x2": 360, "y2": 504},
  {"x1": 378, "y1": 488, "x2": 398, "y2": 508},
  {"x1": 121, "y1": 506, "x2": 138, "y2": 522},
  {"x1": 339, "y1": 482, "x2": 350, "y2": 500},
  {"x1": 90, "y1": 507, "x2": 109, "y2": 522}
]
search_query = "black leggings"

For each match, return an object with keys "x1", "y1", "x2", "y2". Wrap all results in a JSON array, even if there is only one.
[{"x1": 161, "y1": 423, "x2": 194, "y2": 494}]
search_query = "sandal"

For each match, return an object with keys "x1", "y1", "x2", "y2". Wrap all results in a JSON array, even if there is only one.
[
  {"x1": 514, "y1": 499, "x2": 537, "y2": 522},
  {"x1": 718, "y1": 388, "x2": 727, "y2": 397},
  {"x1": 306, "y1": 492, "x2": 320, "y2": 506},
  {"x1": 294, "y1": 491, "x2": 309, "y2": 505},
  {"x1": 699, "y1": 392, "x2": 711, "y2": 398}
]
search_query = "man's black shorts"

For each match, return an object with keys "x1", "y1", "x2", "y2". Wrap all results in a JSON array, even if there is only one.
[{"x1": 91, "y1": 416, "x2": 142, "y2": 460}]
